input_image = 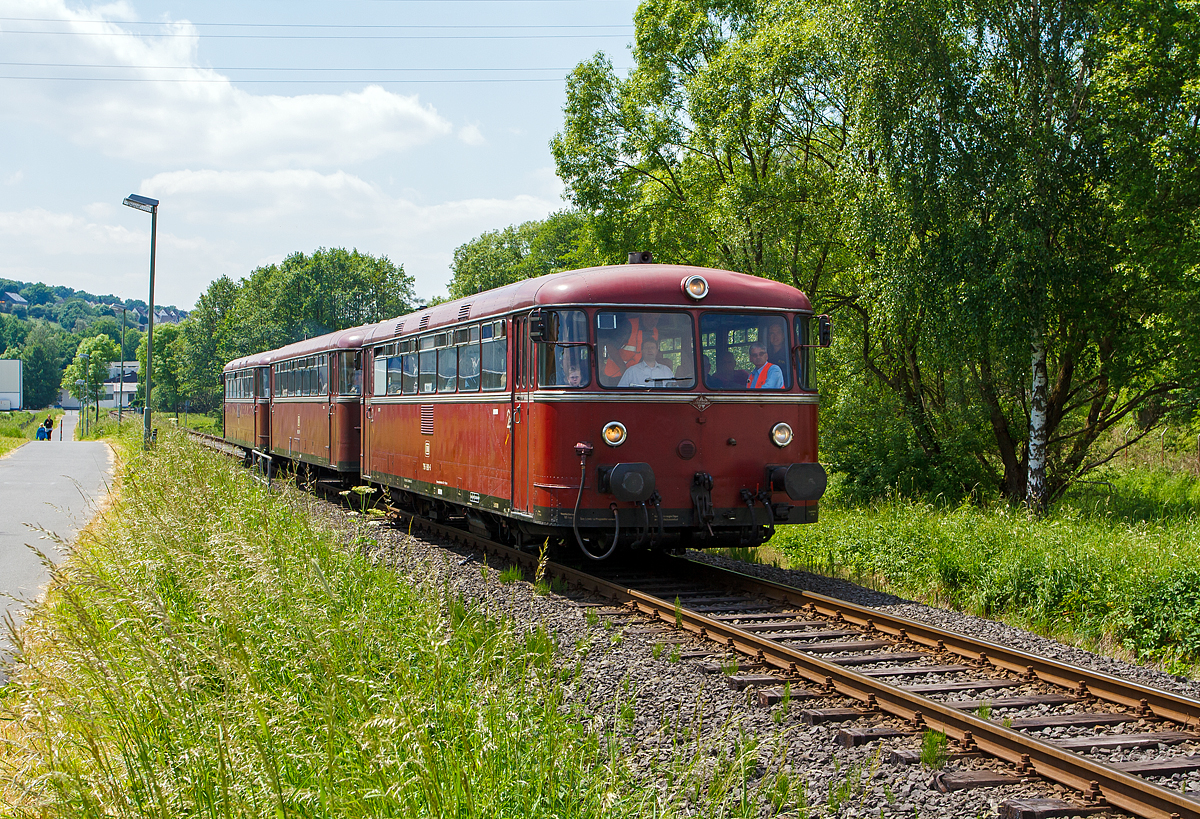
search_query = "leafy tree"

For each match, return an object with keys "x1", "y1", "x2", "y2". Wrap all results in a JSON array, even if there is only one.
[
  {"x1": 448, "y1": 211, "x2": 599, "y2": 299},
  {"x1": 838, "y1": 0, "x2": 1200, "y2": 508},
  {"x1": 19, "y1": 323, "x2": 62, "y2": 409},
  {"x1": 62, "y1": 335, "x2": 119, "y2": 414},
  {"x1": 19, "y1": 282, "x2": 55, "y2": 307},
  {"x1": 136, "y1": 325, "x2": 183, "y2": 414}
]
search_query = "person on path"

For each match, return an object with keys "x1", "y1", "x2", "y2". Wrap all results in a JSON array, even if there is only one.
[{"x1": 35, "y1": 424, "x2": 48, "y2": 441}]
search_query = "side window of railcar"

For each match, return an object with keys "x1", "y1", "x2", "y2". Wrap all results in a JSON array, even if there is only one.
[
  {"x1": 373, "y1": 351, "x2": 387, "y2": 396},
  {"x1": 438, "y1": 346, "x2": 457, "y2": 392},
  {"x1": 795, "y1": 315, "x2": 814, "y2": 390},
  {"x1": 339, "y1": 351, "x2": 362, "y2": 396},
  {"x1": 480, "y1": 320, "x2": 507, "y2": 391},
  {"x1": 418, "y1": 335, "x2": 437, "y2": 394},
  {"x1": 456, "y1": 325, "x2": 481, "y2": 391},
  {"x1": 700, "y1": 313, "x2": 790, "y2": 391},
  {"x1": 386, "y1": 355, "x2": 404, "y2": 395},
  {"x1": 317, "y1": 355, "x2": 328, "y2": 395},
  {"x1": 535, "y1": 310, "x2": 591, "y2": 388},
  {"x1": 596, "y1": 311, "x2": 695, "y2": 389}
]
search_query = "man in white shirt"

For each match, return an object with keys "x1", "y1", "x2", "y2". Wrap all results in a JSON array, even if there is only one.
[{"x1": 618, "y1": 339, "x2": 675, "y2": 387}]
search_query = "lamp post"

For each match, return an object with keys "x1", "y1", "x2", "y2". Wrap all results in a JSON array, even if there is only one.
[
  {"x1": 122, "y1": 193, "x2": 159, "y2": 449},
  {"x1": 118, "y1": 306, "x2": 126, "y2": 427},
  {"x1": 78, "y1": 353, "x2": 90, "y2": 436}
]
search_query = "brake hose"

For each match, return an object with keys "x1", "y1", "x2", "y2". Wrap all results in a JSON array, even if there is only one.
[
  {"x1": 572, "y1": 448, "x2": 619, "y2": 561},
  {"x1": 650, "y1": 491, "x2": 664, "y2": 546}
]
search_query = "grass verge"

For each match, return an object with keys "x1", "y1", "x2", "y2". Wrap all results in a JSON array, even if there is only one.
[
  {"x1": 773, "y1": 468, "x2": 1200, "y2": 674},
  {"x1": 2, "y1": 426, "x2": 799, "y2": 817}
]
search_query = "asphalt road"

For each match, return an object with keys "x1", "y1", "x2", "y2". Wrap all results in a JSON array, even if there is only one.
[{"x1": 0, "y1": 411, "x2": 113, "y2": 681}]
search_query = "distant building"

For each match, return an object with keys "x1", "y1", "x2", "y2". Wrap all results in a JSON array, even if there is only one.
[
  {"x1": 58, "y1": 361, "x2": 140, "y2": 410},
  {"x1": 0, "y1": 359, "x2": 21, "y2": 410},
  {"x1": 1, "y1": 292, "x2": 28, "y2": 313}
]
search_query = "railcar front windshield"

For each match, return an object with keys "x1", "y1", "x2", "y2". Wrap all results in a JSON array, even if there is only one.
[
  {"x1": 597, "y1": 310, "x2": 695, "y2": 389},
  {"x1": 700, "y1": 313, "x2": 791, "y2": 391}
]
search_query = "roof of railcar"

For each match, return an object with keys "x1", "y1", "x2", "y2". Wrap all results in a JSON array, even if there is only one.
[
  {"x1": 362, "y1": 263, "x2": 811, "y2": 346},
  {"x1": 222, "y1": 325, "x2": 369, "y2": 374}
]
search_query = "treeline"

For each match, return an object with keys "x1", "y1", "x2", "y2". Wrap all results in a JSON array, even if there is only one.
[
  {"x1": 448, "y1": 0, "x2": 1200, "y2": 510},
  {"x1": 3, "y1": 248, "x2": 414, "y2": 413}
]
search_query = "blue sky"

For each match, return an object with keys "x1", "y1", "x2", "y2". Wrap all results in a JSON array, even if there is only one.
[{"x1": 0, "y1": 0, "x2": 637, "y2": 308}]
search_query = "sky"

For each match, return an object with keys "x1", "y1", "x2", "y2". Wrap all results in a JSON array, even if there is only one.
[{"x1": 0, "y1": 0, "x2": 638, "y2": 309}]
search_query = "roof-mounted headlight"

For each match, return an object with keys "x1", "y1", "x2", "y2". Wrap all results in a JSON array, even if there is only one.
[
  {"x1": 681, "y1": 274, "x2": 709, "y2": 300},
  {"x1": 603, "y1": 421, "x2": 628, "y2": 447},
  {"x1": 771, "y1": 422, "x2": 793, "y2": 448}
]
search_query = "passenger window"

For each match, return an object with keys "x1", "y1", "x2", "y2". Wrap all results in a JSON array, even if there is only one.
[
  {"x1": 339, "y1": 351, "x2": 362, "y2": 396},
  {"x1": 373, "y1": 354, "x2": 386, "y2": 396},
  {"x1": 438, "y1": 347, "x2": 457, "y2": 392},
  {"x1": 401, "y1": 353, "x2": 418, "y2": 394},
  {"x1": 419, "y1": 349, "x2": 437, "y2": 393},
  {"x1": 481, "y1": 337, "x2": 506, "y2": 391},
  {"x1": 386, "y1": 357, "x2": 404, "y2": 395},
  {"x1": 458, "y1": 343, "x2": 481, "y2": 391}
]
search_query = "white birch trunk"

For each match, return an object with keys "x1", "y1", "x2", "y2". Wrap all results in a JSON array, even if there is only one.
[{"x1": 1026, "y1": 324, "x2": 1049, "y2": 512}]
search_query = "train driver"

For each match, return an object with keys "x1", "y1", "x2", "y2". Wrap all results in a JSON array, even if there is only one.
[
  {"x1": 746, "y1": 343, "x2": 784, "y2": 389},
  {"x1": 603, "y1": 313, "x2": 659, "y2": 379},
  {"x1": 618, "y1": 338, "x2": 674, "y2": 387}
]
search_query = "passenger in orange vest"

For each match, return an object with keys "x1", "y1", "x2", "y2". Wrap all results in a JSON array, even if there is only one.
[
  {"x1": 746, "y1": 343, "x2": 784, "y2": 389},
  {"x1": 603, "y1": 313, "x2": 660, "y2": 379}
]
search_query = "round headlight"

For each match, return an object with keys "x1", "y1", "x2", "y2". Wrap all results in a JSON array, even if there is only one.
[
  {"x1": 602, "y1": 421, "x2": 628, "y2": 447},
  {"x1": 681, "y1": 274, "x2": 709, "y2": 300},
  {"x1": 771, "y1": 422, "x2": 793, "y2": 448}
]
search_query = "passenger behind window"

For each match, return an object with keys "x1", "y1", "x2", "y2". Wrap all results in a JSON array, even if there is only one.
[
  {"x1": 618, "y1": 339, "x2": 675, "y2": 388},
  {"x1": 765, "y1": 322, "x2": 789, "y2": 368},
  {"x1": 459, "y1": 344, "x2": 481, "y2": 391},
  {"x1": 706, "y1": 350, "x2": 747, "y2": 390}
]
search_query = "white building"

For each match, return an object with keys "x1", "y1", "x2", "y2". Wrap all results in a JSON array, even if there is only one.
[
  {"x1": 0, "y1": 359, "x2": 21, "y2": 410},
  {"x1": 58, "y1": 361, "x2": 140, "y2": 409}
]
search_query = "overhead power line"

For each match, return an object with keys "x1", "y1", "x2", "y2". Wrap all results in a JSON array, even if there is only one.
[
  {"x1": 1, "y1": 30, "x2": 631, "y2": 40},
  {"x1": 0, "y1": 18, "x2": 633, "y2": 29},
  {"x1": 0, "y1": 62, "x2": 630, "y2": 71},
  {"x1": 0, "y1": 75, "x2": 576, "y2": 83}
]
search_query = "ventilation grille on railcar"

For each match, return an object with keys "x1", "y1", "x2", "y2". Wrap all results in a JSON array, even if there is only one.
[
  {"x1": 457, "y1": 303, "x2": 472, "y2": 321},
  {"x1": 394, "y1": 320, "x2": 405, "y2": 336},
  {"x1": 419, "y1": 315, "x2": 431, "y2": 330},
  {"x1": 420, "y1": 405, "x2": 434, "y2": 436}
]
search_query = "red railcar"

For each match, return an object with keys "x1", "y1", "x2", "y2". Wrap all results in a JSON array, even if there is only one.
[
  {"x1": 359, "y1": 262, "x2": 827, "y2": 555},
  {"x1": 263, "y1": 327, "x2": 366, "y2": 473},
  {"x1": 222, "y1": 353, "x2": 271, "y2": 453}
]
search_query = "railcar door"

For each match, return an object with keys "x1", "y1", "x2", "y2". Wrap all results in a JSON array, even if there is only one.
[
  {"x1": 511, "y1": 317, "x2": 532, "y2": 516},
  {"x1": 362, "y1": 349, "x2": 376, "y2": 480}
]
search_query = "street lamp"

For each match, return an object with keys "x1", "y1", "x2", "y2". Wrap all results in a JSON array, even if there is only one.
[
  {"x1": 118, "y1": 306, "x2": 126, "y2": 427},
  {"x1": 122, "y1": 193, "x2": 158, "y2": 449},
  {"x1": 78, "y1": 353, "x2": 90, "y2": 436}
]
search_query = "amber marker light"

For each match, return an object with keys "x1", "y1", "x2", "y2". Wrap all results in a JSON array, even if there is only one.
[
  {"x1": 681, "y1": 274, "x2": 709, "y2": 300},
  {"x1": 603, "y1": 421, "x2": 628, "y2": 446},
  {"x1": 771, "y1": 422, "x2": 794, "y2": 447}
]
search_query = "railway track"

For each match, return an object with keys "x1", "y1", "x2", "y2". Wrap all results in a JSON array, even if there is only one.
[{"x1": 185, "y1": 428, "x2": 1200, "y2": 819}]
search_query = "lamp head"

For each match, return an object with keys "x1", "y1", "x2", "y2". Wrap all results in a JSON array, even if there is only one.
[{"x1": 122, "y1": 194, "x2": 159, "y2": 213}]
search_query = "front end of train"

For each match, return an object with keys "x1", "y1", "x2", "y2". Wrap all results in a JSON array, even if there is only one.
[{"x1": 519, "y1": 262, "x2": 829, "y2": 559}]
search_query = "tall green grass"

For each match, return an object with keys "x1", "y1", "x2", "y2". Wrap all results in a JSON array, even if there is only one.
[
  {"x1": 2, "y1": 426, "x2": 800, "y2": 818},
  {"x1": 0, "y1": 409, "x2": 64, "y2": 455},
  {"x1": 774, "y1": 469, "x2": 1200, "y2": 673}
]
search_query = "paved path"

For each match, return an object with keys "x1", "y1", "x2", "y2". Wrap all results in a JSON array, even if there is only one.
[{"x1": 0, "y1": 412, "x2": 113, "y2": 680}]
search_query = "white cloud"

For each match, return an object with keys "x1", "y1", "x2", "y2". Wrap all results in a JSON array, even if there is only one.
[
  {"x1": 0, "y1": 169, "x2": 563, "y2": 306},
  {"x1": 1, "y1": 1, "x2": 454, "y2": 168},
  {"x1": 457, "y1": 124, "x2": 486, "y2": 146},
  {"x1": 4, "y1": 171, "x2": 24, "y2": 186}
]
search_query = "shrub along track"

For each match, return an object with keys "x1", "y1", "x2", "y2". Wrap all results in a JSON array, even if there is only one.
[{"x1": 186, "y1": 431, "x2": 1200, "y2": 818}]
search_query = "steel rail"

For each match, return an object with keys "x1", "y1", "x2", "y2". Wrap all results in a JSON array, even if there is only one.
[
  {"x1": 680, "y1": 559, "x2": 1200, "y2": 730},
  {"x1": 387, "y1": 510, "x2": 1199, "y2": 819},
  {"x1": 185, "y1": 429, "x2": 1200, "y2": 818}
]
